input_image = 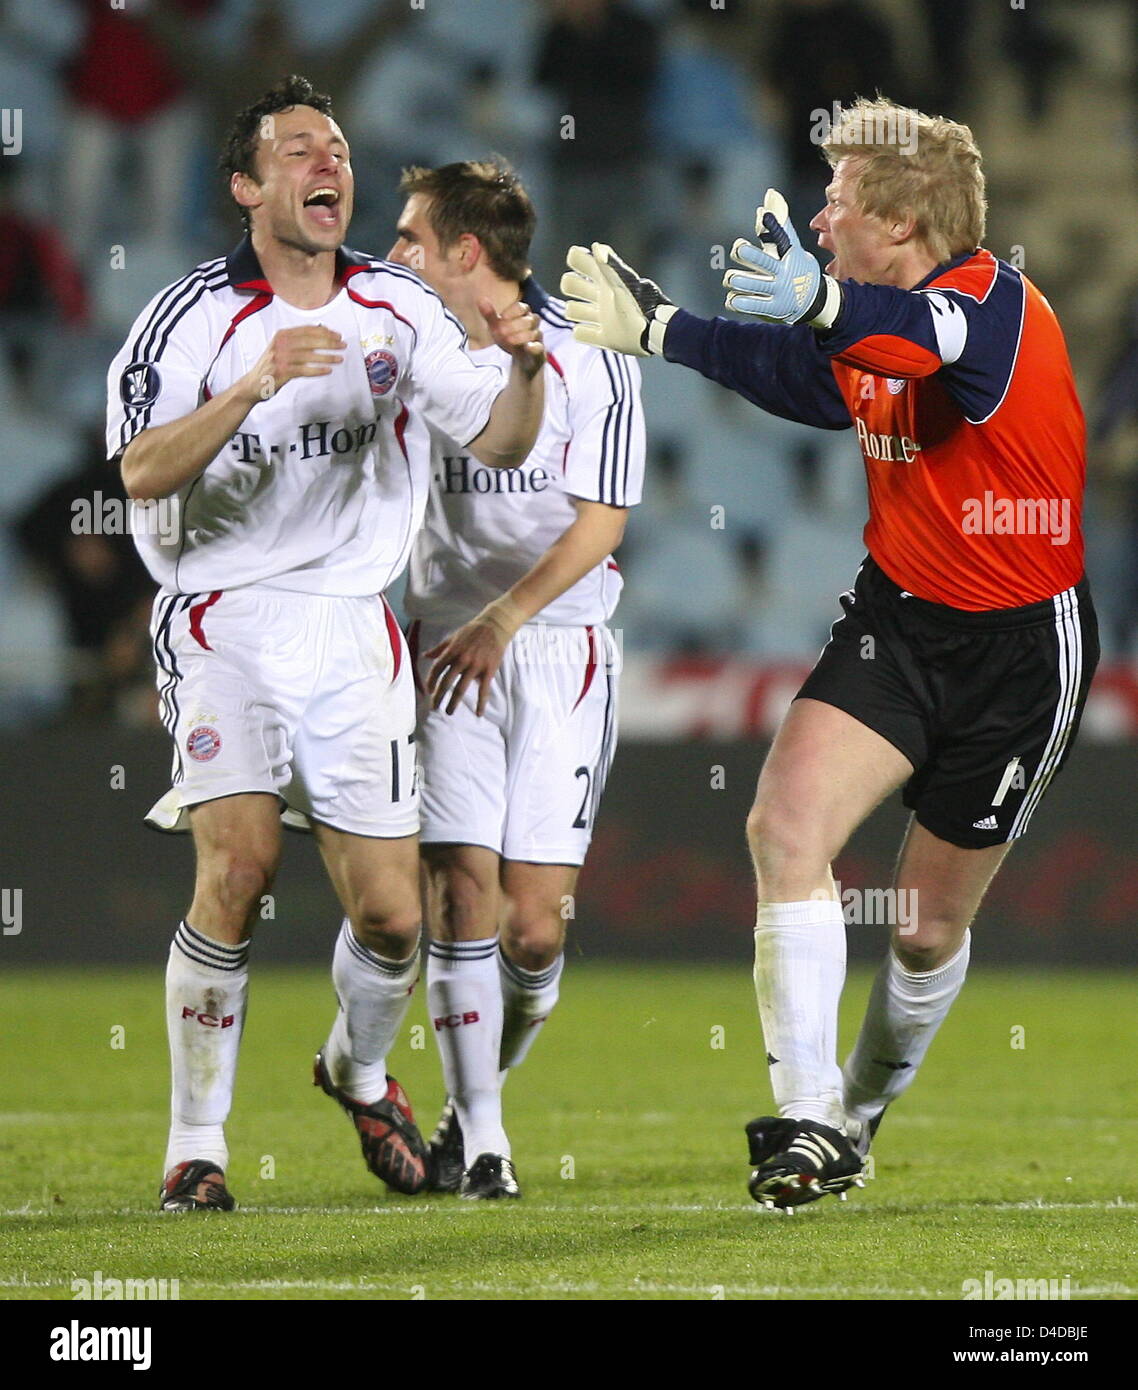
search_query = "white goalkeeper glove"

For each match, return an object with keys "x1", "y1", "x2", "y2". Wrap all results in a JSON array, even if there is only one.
[
  {"x1": 561, "y1": 243, "x2": 679, "y2": 356},
  {"x1": 722, "y1": 189, "x2": 842, "y2": 329}
]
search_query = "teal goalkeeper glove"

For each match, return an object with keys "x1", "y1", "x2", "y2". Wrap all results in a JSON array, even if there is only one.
[
  {"x1": 722, "y1": 189, "x2": 842, "y2": 329},
  {"x1": 562, "y1": 243, "x2": 678, "y2": 356}
]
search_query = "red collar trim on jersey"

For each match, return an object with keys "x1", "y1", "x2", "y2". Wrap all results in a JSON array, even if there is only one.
[
  {"x1": 912, "y1": 247, "x2": 991, "y2": 293},
  {"x1": 225, "y1": 235, "x2": 375, "y2": 295}
]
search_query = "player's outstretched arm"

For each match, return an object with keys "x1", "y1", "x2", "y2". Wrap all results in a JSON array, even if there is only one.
[
  {"x1": 425, "y1": 498, "x2": 628, "y2": 717},
  {"x1": 561, "y1": 235, "x2": 851, "y2": 430},
  {"x1": 465, "y1": 299, "x2": 545, "y2": 470},
  {"x1": 120, "y1": 326, "x2": 345, "y2": 500}
]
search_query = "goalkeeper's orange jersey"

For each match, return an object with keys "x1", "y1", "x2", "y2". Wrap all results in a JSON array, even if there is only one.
[
  {"x1": 667, "y1": 250, "x2": 1086, "y2": 610},
  {"x1": 827, "y1": 252, "x2": 1084, "y2": 609}
]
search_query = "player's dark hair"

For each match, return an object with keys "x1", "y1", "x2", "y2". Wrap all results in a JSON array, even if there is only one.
[
  {"x1": 220, "y1": 75, "x2": 337, "y2": 230},
  {"x1": 398, "y1": 160, "x2": 536, "y2": 283}
]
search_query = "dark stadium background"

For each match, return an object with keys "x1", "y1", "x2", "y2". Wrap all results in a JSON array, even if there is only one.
[{"x1": 2, "y1": 0, "x2": 1136, "y2": 968}]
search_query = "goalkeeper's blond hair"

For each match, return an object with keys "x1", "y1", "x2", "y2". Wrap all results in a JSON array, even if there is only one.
[{"x1": 823, "y1": 98, "x2": 987, "y2": 265}]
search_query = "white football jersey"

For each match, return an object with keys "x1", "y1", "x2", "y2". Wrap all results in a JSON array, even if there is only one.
[
  {"x1": 106, "y1": 239, "x2": 505, "y2": 596},
  {"x1": 404, "y1": 282, "x2": 645, "y2": 628}
]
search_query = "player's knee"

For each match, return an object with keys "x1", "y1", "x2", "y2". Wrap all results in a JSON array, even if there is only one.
[
  {"x1": 745, "y1": 801, "x2": 826, "y2": 890},
  {"x1": 502, "y1": 908, "x2": 564, "y2": 971},
  {"x1": 205, "y1": 853, "x2": 275, "y2": 922},
  {"x1": 892, "y1": 918, "x2": 964, "y2": 972},
  {"x1": 352, "y1": 905, "x2": 422, "y2": 961}
]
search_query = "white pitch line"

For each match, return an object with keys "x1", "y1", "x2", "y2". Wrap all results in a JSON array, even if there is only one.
[
  {"x1": 0, "y1": 1113, "x2": 159, "y2": 1125},
  {"x1": 989, "y1": 1199, "x2": 1136, "y2": 1212},
  {"x1": 0, "y1": 1277, "x2": 943, "y2": 1297},
  {"x1": 4, "y1": 1198, "x2": 1134, "y2": 1220},
  {"x1": 180, "y1": 1280, "x2": 947, "y2": 1297},
  {"x1": 241, "y1": 1202, "x2": 732, "y2": 1216},
  {"x1": 197, "y1": 1197, "x2": 1138, "y2": 1216},
  {"x1": 3, "y1": 1111, "x2": 1136, "y2": 1126},
  {"x1": 0, "y1": 1277, "x2": 936, "y2": 1296},
  {"x1": 5, "y1": 1275, "x2": 1130, "y2": 1299}
]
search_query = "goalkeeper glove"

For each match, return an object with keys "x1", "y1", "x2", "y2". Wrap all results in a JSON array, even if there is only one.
[
  {"x1": 561, "y1": 243, "x2": 678, "y2": 356},
  {"x1": 722, "y1": 189, "x2": 842, "y2": 329}
]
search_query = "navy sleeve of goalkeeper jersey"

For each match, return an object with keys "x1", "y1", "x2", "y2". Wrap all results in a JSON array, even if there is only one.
[
  {"x1": 662, "y1": 309, "x2": 852, "y2": 431},
  {"x1": 814, "y1": 259, "x2": 1028, "y2": 425}
]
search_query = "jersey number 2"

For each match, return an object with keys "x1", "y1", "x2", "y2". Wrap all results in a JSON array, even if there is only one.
[{"x1": 572, "y1": 765, "x2": 592, "y2": 829}]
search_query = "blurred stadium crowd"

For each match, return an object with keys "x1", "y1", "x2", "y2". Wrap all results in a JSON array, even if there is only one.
[{"x1": 2, "y1": 0, "x2": 1138, "y2": 727}]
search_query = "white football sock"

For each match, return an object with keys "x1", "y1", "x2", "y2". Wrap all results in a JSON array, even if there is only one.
[
  {"x1": 498, "y1": 948, "x2": 563, "y2": 1078},
  {"x1": 753, "y1": 898, "x2": 847, "y2": 1129},
  {"x1": 164, "y1": 920, "x2": 249, "y2": 1174},
  {"x1": 843, "y1": 931, "x2": 971, "y2": 1124},
  {"x1": 323, "y1": 918, "x2": 420, "y2": 1105},
  {"x1": 428, "y1": 936, "x2": 508, "y2": 1162}
]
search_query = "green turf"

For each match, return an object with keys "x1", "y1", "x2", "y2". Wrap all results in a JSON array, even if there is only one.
[{"x1": 1, "y1": 964, "x2": 1135, "y2": 1301}]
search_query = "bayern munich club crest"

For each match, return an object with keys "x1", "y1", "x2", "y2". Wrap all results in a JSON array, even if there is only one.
[
  {"x1": 365, "y1": 348, "x2": 398, "y2": 397},
  {"x1": 186, "y1": 725, "x2": 222, "y2": 762}
]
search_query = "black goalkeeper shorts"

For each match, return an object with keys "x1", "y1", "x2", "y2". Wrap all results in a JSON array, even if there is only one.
[{"x1": 796, "y1": 555, "x2": 1100, "y2": 849}]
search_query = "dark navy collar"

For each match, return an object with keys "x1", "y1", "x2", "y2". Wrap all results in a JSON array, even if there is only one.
[
  {"x1": 521, "y1": 274, "x2": 551, "y2": 312},
  {"x1": 225, "y1": 234, "x2": 375, "y2": 292}
]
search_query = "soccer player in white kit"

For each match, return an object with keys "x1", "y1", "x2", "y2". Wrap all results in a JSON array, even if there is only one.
[
  {"x1": 105, "y1": 79, "x2": 545, "y2": 1212},
  {"x1": 388, "y1": 162, "x2": 645, "y2": 1198}
]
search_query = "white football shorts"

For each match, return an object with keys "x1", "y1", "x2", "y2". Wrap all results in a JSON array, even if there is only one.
[
  {"x1": 147, "y1": 586, "x2": 418, "y2": 837},
  {"x1": 410, "y1": 619, "x2": 619, "y2": 864}
]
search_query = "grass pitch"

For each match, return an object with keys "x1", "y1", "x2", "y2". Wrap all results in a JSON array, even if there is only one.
[{"x1": 1, "y1": 963, "x2": 1135, "y2": 1301}]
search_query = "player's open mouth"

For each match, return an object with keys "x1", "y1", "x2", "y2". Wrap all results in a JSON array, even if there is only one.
[{"x1": 303, "y1": 187, "x2": 341, "y2": 228}]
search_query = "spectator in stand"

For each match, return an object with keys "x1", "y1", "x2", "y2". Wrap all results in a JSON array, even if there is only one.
[
  {"x1": 0, "y1": 0, "x2": 83, "y2": 177},
  {"x1": 649, "y1": 0, "x2": 780, "y2": 182},
  {"x1": 1002, "y1": 0, "x2": 1075, "y2": 124},
  {"x1": 1091, "y1": 286, "x2": 1138, "y2": 655},
  {"x1": 915, "y1": 1, "x2": 977, "y2": 119},
  {"x1": 15, "y1": 425, "x2": 156, "y2": 721},
  {"x1": 763, "y1": 0, "x2": 901, "y2": 242},
  {"x1": 0, "y1": 158, "x2": 88, "y2": 402},
  {"x1": 60, "y1": 0, "x2": 218, "y2": 261},
  {"x1": 1131, "y1": 1, "x2": 1138, "y2": 146},
  {"x1": 141, "y1": 0, "x2": 410, "y2": 242},
  {"x1": 647, "y1": 1, "x2": 783, "y2": 295},
  {"x1": 534, "y1": 0, "x2": 660, "y2": 275}
]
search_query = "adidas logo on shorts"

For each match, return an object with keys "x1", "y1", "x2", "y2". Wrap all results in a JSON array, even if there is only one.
[{"x1": 972, "y1": 815, "x2": 998, "y2": 830}]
